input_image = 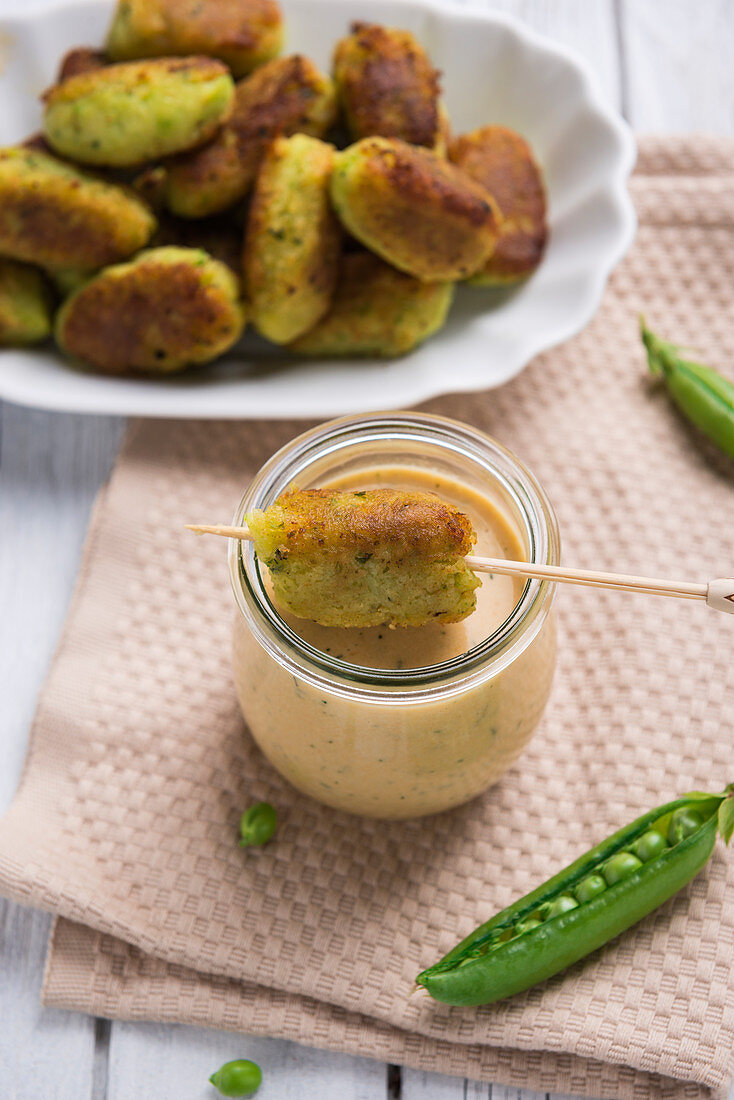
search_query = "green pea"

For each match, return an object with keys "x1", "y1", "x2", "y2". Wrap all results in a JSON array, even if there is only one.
[
  {"x1": 238, "y1": 802, "x2": 277, "y2": 847},
  {"x1": 574, "y1": 873, "x2": 607, "y2": 904},
  {"x1": 456, "y1": 946, "x2": 486, "y2": 967},
  {"x1": 668, "y1": 807, "x2": 704, "y2": 845},
  {"x1": 632, "y1": 829, "x2": 669, "y2": 862},
  {"x1": 602, "y1": 850, "x2": 643, "y2": 886},
  {"x1": 209, "y1": 1059, "x2": 262, "y2": 1097},
  {"x1": 641, "y1": 319, "x2": 734, "y2": 460},
  {"x1": 546, "y1": 894, "x2": 579, "y2": 918},
  {"x1": 514, "y1": 916, "x2": 542, "y2": 935}
]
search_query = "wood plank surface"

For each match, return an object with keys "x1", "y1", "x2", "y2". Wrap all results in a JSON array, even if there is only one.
[
  {"x1": 0, "y1": 407, "x2": 123, "y2": 1099},
  {"x1": 402, "y1": 1077, "x2": 583, "y2": 1100},
  {"x1": 107, "y1": 1023, "x2": 387, "y2": 1100},
  {"x1": 0, "y1": 906, "x2": 97, "y2": 1100},
  {"x1": 621, "y1": 0, "x2": 734, "y2": 133}
]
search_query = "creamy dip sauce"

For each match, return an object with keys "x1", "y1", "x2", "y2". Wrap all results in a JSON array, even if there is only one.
[{"x1": 232, "y1": 464, "x2": 556, "y2": 819}]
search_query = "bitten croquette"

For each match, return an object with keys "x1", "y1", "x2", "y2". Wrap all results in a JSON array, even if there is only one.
[
  {"x1": 244, "y1": 134, "x2": 341, "y2": 344},
  {"x1": 330, "y1": 137, "x2": 500, "y2": 281},
  {"x1": 246, "y1": 488, "x2": 480, "y2": 627},
  {"x1": 55, "y1": 246, "x2": 245, "y2": 373}
]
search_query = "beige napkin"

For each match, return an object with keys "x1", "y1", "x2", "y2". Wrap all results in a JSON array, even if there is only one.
[{"x1": 1, "y1": 136, "x2": 734, "y2": 1100}]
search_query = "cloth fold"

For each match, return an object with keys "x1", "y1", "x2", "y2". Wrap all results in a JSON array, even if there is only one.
[{"x1": 2, "y1": 135, "x2": 734, "y2": 1100}]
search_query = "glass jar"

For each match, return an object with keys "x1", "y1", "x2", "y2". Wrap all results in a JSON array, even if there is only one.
[{"x1": 230, "y1": 412, "x2": 559, "y2": 819}]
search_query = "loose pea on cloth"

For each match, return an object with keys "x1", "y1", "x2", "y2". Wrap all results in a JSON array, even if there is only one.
[{"x1": 2, "y1": 136, "x2": 734, "y2": 1100}]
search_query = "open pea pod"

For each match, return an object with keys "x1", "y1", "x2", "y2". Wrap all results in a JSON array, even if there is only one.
[
  {"x1": 417, "y1": 786, "x2": 733, "y2": 1007},
  {"x1": 641, "y1": 320, "x2": 734, "y2": 459}
]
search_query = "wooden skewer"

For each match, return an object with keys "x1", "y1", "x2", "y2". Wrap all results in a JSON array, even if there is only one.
[{"x1": 185, "y1": 524, "x2": 734, "y2": 615}]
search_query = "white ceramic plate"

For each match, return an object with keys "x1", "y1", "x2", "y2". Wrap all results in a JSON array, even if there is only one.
[{"x1": 0, "y1": 0, "x2": 636, "y2": 418}]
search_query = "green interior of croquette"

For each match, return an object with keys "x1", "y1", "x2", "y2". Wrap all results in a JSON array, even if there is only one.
[{"x1": 247, "y1": 507, "x2": 480, "y2": 629}]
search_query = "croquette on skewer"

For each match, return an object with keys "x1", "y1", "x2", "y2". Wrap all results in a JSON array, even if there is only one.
[
  {"x1": 245, "y1": 489, "x2": 481, "y2": 627},
  {"x1": 203, "y1": 488, "x2": 481, "y2": 628},
  {"x1": 189, "y1": 493, "x2": 729, "y2": 622}
]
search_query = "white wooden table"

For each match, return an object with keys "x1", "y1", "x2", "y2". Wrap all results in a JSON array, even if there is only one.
[{"x1": 1, "y1": 2, "x2": 733, "y2": 1097}]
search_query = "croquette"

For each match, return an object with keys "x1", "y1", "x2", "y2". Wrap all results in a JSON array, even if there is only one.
[
  {"x1": 0, "y1": 147, "x2": 157, "y2": 270},
  {"x1": 246, "y1": 488, "x2": 480, "y2": 627},
  {"x1": 333, "y1": 22, "x2": 446, "y2": 151},
  {"x1": 289, "y1": 252, "x2": 453, "y2": 357},
  {"x1": 165, "y1": 55, "x2": 337, "y2": 218},
  {"x1": 43, "y1": 57, "x2": 235, "y2": 168},
  {"x1": 56, "y1": 46, "x2": 108, "y2": 83},
  {"x1": 244, "y1": 134, "x2": 341, "y2": 344},
  {"x1": 106, "y1": 0, "x2": 283, "y2": 78},
  {"x1": 55, "y1": 246, "x2": 245, "y2": 373},
  {"x1": 330, "y1": 137, "x2": 500, "y2": 281},
  {"x1": 0, "y1": 258, "x2": 53, "y2": 345},
  {"x1": 450, "y1": 125, "x2": 547, "y2": 285}
]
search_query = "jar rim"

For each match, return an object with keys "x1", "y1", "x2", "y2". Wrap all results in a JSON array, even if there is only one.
[{"x1": 229, "y1": 412, "x2": 560, "y2": 700}]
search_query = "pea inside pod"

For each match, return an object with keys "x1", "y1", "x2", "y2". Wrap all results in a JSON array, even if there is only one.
[{"x1": 416, "y1": 785, "x2": 733, "y2": 1007}]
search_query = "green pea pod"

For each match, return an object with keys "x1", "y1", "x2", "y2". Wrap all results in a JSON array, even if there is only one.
[
  {"x1": 416, "y1": 786, "x2": 733, "y2": 1007},
  {"x1": 641, "y1": 320, "x2": 734, "y2": 459}
]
